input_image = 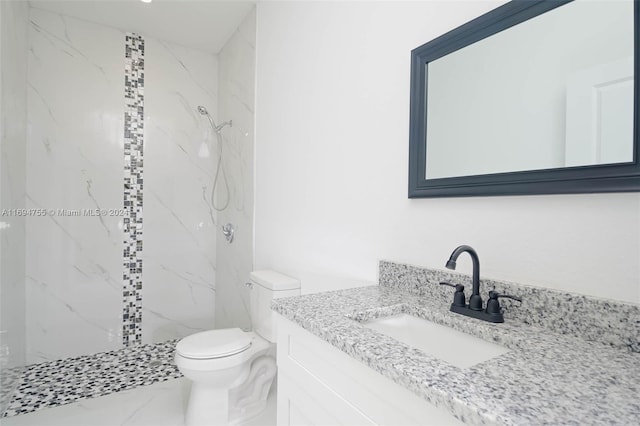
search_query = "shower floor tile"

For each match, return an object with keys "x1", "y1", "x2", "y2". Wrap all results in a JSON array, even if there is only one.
[{"x1": 1, "y1": 340, "x2": 182, "y2": 418}]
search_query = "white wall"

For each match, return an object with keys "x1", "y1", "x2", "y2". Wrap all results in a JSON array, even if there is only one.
[
  {"x1": 215, "y1": 8, "x2": 256, "y2": 330},
  {"x1": 254, "y1": 1, "x2": 640, "y2": 304},
  {"x1": 0, "y1": 0, "x2": 28, "y2": 414}
]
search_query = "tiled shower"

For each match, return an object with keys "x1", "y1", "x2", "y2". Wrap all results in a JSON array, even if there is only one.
[{"x1": 0, "y1": 1, "x2": 256, "y2": 418}]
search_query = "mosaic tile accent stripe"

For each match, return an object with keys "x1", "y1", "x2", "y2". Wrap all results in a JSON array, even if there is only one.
[
  {"x1": 123, "y1": 33, "x2": 145, "y2": 347},
  {"x1": 1, "y1": 340, "x2": 181, "y2": 418}
]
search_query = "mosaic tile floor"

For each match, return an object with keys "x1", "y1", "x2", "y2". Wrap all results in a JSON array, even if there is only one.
[{"x1": 2, "y1": 340, "x2": 182, "y2": 418}]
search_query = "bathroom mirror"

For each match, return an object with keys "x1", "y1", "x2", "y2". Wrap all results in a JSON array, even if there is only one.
[{"x1": 408, "y1": 0, "x2": 639, "y2": 198}]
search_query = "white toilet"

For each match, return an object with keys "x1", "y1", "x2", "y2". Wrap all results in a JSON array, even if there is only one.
[{"x1": 175, "y1": 270, "x2": 300, "y2": 426}]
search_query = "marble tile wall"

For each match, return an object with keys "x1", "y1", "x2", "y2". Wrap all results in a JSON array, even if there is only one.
[
  {"x1": 26, "y1": 8, "x2": 125, "y2": 364},
  {"x1": 142, "y1": 38, "x2": 218, "y2": 343},
  {"x1": 0, "y1": 0, "x2": 29, "y2": 415},
  {"x1": 215, "y1": 9, "x2": 256, "y2": 330},
  {"x1": 25, "y1": 8, "x2": 219, "y2": 361}
]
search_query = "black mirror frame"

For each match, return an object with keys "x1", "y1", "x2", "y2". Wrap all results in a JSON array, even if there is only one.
[{"x1": 408, "y1": 0, "x2": 640, "y2": 198}]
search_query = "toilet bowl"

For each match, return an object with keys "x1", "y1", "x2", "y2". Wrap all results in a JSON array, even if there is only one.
[
  {"x1": 176, "y1": 330, "x2": 272, "y2": 426},
  {"x1": 175, "y1": 270, "x2": 300, "y2": 426}
]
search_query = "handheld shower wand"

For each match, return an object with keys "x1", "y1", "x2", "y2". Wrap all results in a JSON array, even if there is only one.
[{"x1": 198, "y1": 105, "x2": 232, "y2": 211}]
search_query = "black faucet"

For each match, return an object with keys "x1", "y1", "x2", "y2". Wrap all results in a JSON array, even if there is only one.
[
  {"x1": 445, "y1": 245, "x2": 482, "y2": 311},
  {"x1": 440, "y1": 245, "x2": 521, "y2": 323}
]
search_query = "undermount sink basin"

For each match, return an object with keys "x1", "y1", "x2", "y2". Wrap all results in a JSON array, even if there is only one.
[{"x1": 362, "y1": 314, "x2": 510, "y2": 369}]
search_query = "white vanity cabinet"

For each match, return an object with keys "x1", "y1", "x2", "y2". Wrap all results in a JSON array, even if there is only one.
[{"x1": 275, "y1": 314, "x2": 463, "y2": 426}]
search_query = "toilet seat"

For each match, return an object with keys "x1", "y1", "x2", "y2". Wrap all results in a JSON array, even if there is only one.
[
  {"x1": 175, "y1": 331, "x2": 270, "y2": 373},
  {"x1": 176, "y1": 328, "x2": 252, "y2": 360}
]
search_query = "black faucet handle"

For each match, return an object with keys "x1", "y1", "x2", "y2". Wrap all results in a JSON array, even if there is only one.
[
  {"x1": 439, "y1": 282, "x2": 466, "y2": 307},
  {"x1": 439, "y1": 281, "x2": 464, "y2": 291},
  {"x1": 488, "y1": 290, "x2": 522, "y2": 303},
  {"x1": 486, "y1": 290, "x2": 522, "y2": 315}
]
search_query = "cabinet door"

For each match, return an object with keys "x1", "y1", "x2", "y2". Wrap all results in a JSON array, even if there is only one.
[
  {"x1": 278, "y1": 371, "x2": 374, "y2": 426},
  {"x1": 276, "y1": 315, "x2": 463, "y2": 426}
]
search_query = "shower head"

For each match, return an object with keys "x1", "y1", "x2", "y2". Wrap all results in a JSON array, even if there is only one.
[{"x1": 197, "y1": 105, "x2": 232, "y2": 132}]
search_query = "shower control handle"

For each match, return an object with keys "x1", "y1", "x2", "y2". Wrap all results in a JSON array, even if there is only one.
[{"x1": 222, "y1": 223, "x2": 234, "y2": 243}]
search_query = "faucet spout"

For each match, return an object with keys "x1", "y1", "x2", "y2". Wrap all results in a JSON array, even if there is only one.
[{"x1": 446, "y1": 245, "x2": 482, "y2": 311}]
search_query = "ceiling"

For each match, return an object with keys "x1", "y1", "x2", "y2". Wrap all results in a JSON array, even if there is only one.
[{"x1": 28, "y1": 0, "x2": 256, "y2": 54}]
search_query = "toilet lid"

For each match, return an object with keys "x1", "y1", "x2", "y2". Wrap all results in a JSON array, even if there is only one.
[{"x1": 176, "y1": 328, "x2": 252, "y2": 359}]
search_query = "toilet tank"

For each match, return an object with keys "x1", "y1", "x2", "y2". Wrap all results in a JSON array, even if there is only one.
[{"x1": 249, "y1": 270, "x2": 301, "y2": 342}]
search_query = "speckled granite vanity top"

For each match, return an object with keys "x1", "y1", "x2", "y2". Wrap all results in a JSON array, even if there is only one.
[{"x1": 271, "y1": 261, "x2": 640, "y2": 425}]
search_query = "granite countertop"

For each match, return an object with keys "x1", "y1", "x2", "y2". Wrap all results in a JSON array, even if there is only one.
[{"x1": 271, "y1": 282, "x2": 640, "y2": 425}]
